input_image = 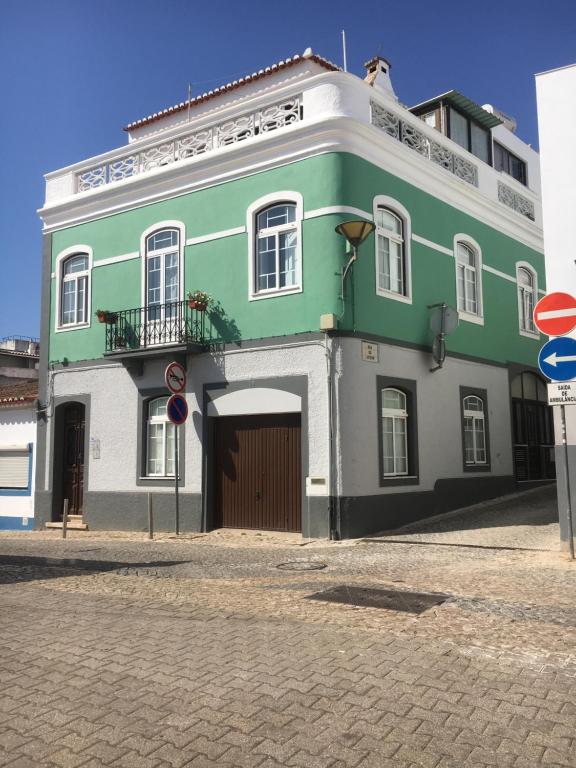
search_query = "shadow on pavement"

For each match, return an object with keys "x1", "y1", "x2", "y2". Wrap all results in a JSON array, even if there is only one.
[{"x1": 0, "y1": 554, "x2": 188, "y2": 585}]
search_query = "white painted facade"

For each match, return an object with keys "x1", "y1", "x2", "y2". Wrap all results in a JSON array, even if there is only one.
[
  {"x1": 337, "y1": 338, "x2": 512, "y2": 498},
  {"x1": 41, "y1": 63, "x2": 542, "y2": 248},
  {"x1": 44, "y1": 342, "x2": 330, "y2": 496},
  {"x1": 0, "y1": 407, "x2": 36, "y2": 528}
]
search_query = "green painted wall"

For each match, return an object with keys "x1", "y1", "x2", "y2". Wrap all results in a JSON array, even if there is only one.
[
  {"x1": 339, "y1": 153, "x2": 544, "y2": 367},
  {"x1": 48, "y1": 151, "x2": 544, "y2": 368}
]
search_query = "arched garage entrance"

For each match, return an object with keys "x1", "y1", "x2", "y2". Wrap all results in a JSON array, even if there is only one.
[{"x1": 208, "y1": 386, "x2": 303, "y2": 533}]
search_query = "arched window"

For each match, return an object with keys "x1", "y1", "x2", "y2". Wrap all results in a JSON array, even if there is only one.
[
  {"x1": 456, "y1": 240, "x2": 482, "y2": 317},
  {"x1": 376, "y1": 208, "x2": 405, "y2": 295},
  {"x1": 373, "y1": 197, "x2": 412, "y2": 302},
  {"x1": 61, "y1": 254, "x2": 89, "y2": 326},
  {"x1": 255, "y1": 203, "x2": 298, "y2": 293},
  {"x1": 381, "y1": 388, "x2": 408, "y2": 476},
  {"x1": 145, "y1": 229, "x2": 180, "y2": 322},
  {"x1": 462, "y1": 394, "x2": 487, "y2": 466},
  {"x1": 146, "y1": 397, "x2": 175, "y2": 477},
  {"x1": 517, "y1": 265, "x2": 537, "y2": 334}
]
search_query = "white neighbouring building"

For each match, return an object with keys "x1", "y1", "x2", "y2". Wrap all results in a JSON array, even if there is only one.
[
  {"x1": 0, "y1": 381, "x2": 37, "y2": 530},
  {"x1": 536, "y1": 64, "x2": 576, "y2": 550}
]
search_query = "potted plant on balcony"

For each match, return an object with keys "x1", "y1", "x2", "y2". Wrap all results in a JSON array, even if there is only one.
[
  {"x1": 95, "y1": 309, "x2": 117, "y2": 324},
  {"x1": 187, "y1": 290, "x2": 212, "y2": 312}
]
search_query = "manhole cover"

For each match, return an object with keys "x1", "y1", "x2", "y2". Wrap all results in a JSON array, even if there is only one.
[
  {"x1": 276, "y1": 561, "x2": 327, "y2": 571},
  {"x1": 306, "y1": 585, "x2": 449, "y2": 614}
]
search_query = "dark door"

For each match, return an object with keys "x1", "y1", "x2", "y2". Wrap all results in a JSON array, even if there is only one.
[
  {"x1": 62, "y1": 403, "x2": 85, "y2": 518},
  {"x1": 213, "y1": 413, "x2": 301, "y2": 532},
  {"x1": 511, "y1": 371, "x2": 556, "y2": 482}
]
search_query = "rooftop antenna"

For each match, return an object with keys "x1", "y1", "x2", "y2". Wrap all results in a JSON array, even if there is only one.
[
  {"x1": 341, "y1": 30, "x2": 348, "y2": 72},
  {"x1": 187, "y1": 83, "x2": 192, "y2": 122}
]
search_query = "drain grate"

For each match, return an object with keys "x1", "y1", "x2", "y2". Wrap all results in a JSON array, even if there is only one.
[
  {"x1": 306, "y1": 585, "x2": 449, "y2": 614},
  {"x1": 276, "y1": 561, "x2": 327, "y2": 571}
]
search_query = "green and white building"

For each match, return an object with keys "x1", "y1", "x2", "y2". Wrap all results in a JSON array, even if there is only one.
[{"x1": 36, "y1": 50, "x2": 552, "y2": 538}]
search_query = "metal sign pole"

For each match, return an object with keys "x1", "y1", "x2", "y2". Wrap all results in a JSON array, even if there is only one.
[
  {"x1": 560, "y1": 404, "x2": 574, "y2": 560},
  {"x1": 174, "y1": 424, "x2": 180, "y2": 536}
]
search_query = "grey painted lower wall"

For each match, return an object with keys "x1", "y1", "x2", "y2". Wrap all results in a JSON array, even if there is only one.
[
  {"x1": 554, "y1": 445, "x2": 576, "y2": 551},
  {"x1": 35, "y1": 490, "x2": 202, "y2": 533},
  {"x1": 84, "y1": 492, "x2": 203, "y2": 532},
  {"x1": 338, "y1": 475, "x2": 516, "y2": 539},
  {"x1": 303, "y1": 497, "x2": 331, "y2": 539}
]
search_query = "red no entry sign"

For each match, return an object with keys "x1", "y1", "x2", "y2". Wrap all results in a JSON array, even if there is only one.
[{"x1": 533, "y1": 292, "x2": 576, "y2": 336}]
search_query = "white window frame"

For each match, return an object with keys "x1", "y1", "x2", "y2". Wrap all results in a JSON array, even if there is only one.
[
  {"x1": 54, "y1": 245, "x2": 93, "y2": 332},
  {"x1": 454, "y1": 234, "x2": 483, "y2": 325},
  {"x1": 247, "y1": 192, "x2": 303, "y2": 301},
  {"x1": 145, "y1": 397, "x2": 176, "y2": 478},
  {"x1": 140, "y1": 221, "x2": 185, "y2": 310},
  {"x1": 462, "y1": 395, "x2": 487, "y2": 466},
  {"x1": 373, "y1": 196, "x2": 412, "y2": 304},
  {"x1": 516, "y1": 262, "x2": 539, "y2": 338},
  {"x1": 381, "y1": 388, "x2": 409, "y2": 477}
]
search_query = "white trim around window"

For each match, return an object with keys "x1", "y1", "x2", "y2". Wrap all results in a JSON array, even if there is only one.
[
  {"x1": 54, "y1": 245, "x2": 93, "y2": 333},
  {"x1": 453, "y1": 234, "x2": 484, "y2": 325},
  {"x1": 373, "y1": 196, "x2": 412, "y2": 304},
  {"x1": 139, "y1": 221, "x2": 186, "y2": 310},
  {"x1": 247, "y1": 191, "x2": 303, "y2": 301},
  {"x1": 516, "y1": 261, "x2": 539, "y2": 339}
]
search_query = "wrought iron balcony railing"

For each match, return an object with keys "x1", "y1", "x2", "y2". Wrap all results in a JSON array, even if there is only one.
[{"x1": 103, "y1": 300, "x2": 206, "y2": 354}]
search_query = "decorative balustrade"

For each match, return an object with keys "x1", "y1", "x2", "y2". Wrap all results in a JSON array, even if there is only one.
[
  {"x1": 497, "y1": 181, "x2": 535, "y2": 221},
  {"x1": 371, "y1": 101, "x2": 479, "y2": 187},
  {"x1": 104, "y1": 300, "x2": 205, "y2": 354},
  {"x1": 77, "y1": 97, "x2": 301, "y2": 193}
]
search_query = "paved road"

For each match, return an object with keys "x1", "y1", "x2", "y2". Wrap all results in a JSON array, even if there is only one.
[{"x1": 1, "y1": 485, "x2": 576, "y2": 767}]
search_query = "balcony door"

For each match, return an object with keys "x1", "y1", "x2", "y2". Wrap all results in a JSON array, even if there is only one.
[{"x1": 145, "y1": 229, "x2": 181, "y2": 345}]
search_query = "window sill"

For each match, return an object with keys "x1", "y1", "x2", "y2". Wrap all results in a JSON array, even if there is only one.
[
  {"x1": 249, "y1": 286, "x2": 302, "y2": 301},
  {"x1": 463, "y1": 464, "x2": 491, "y2": 473},
  {"x1": 379, "y1": 475, "x2": 419, "y2": 488},
  {"x1": 55, "y1": 322, "x2": 90, "y2": 333},
  {"x1": 458, "y1": 311, "x2": 484, "y2": 326},
  {"x1": 136, "y1": 475, "x2": 182, "y2": 487},
  {"x1": 376, "y1": 288, "x2": 412, "y2": 305},
  {"x1": 519, "y1": 328, "x2": 539, "y2": 340}
]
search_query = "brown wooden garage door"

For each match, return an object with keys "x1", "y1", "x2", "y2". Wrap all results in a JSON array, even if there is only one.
[{"x1": 213, "y1": 413, "x2": 301, "y2": 532}]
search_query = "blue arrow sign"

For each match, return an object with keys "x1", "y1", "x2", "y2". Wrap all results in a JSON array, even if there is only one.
[
  {"x1": 167, "y1": 394, "x2": 188, "y2": 425},
  {"x1": 539, "y1": 337, "x2": 576, "y2": 382}
]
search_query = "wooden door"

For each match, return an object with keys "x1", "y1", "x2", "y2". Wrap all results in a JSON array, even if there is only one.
[
  {"x1": 62, "y1": 404, "x2": 85, "y2": 518},
  {"x1": 213, "y1": 413, "x2": 301, "y2": 532}
]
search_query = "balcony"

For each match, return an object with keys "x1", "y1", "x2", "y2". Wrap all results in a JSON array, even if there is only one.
[{"x1": 102, "y1": 300, "x2": 206, "y2": 362}]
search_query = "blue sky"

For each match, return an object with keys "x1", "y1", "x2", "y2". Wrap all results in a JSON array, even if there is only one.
[{"x1": 1, "y1": 0, "x2": 574, "y2": 340}]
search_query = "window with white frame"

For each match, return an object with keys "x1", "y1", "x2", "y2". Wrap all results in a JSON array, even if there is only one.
[
  {"x1": 145, "y1": 229, "x2": 180, "y2": 322},
  {"x1": 381, "y1": 388, "x2": 408, "y2": 476},
  {"x1": 456, "y1": 240, "x2": 481, "y2": 317},
  {"x1": 255, "y1": 203, "x2": 298, "y2": 294},
  {"x1": 517, "y1": 266, "x2": 537, "y2": 334},
  {"x1": 61, "y1": 254, "x2": 89, "y2": 326},
  {"x1": 462, "y1": 394, "x2": 488, "y2": 467},
  {"x1": 0, "y1": 446, "x2": 31, "y2": 490},
  {"x1": 376, "y1": 208, "x2": 406, "y2": 296},
  {"x1": 146, "y1": 397, "x2": 175, "y2": 477}
]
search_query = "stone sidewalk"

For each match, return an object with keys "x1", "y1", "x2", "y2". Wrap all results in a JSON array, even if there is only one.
[{"x1": 1, "y1": 485, "x2": 576, "y2": 767}]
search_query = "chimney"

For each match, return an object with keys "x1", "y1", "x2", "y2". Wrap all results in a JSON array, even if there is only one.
[{"x1": 364, "y1": 56, "x2": 397, "y2": 100}]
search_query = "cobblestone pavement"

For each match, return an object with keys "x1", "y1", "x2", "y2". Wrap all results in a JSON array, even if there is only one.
[{"x1": 2, "y1": 486, "x2": 576, "y2": 767}]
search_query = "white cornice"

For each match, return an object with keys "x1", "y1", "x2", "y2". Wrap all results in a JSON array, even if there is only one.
[{"x1": 39, "y1": 115, "x2": 543, "y2": 253}]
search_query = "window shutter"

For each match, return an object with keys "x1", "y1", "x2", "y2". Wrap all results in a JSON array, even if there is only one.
[{"x1": 0, "y1": 446, "x2": 30, "y2": 489}]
